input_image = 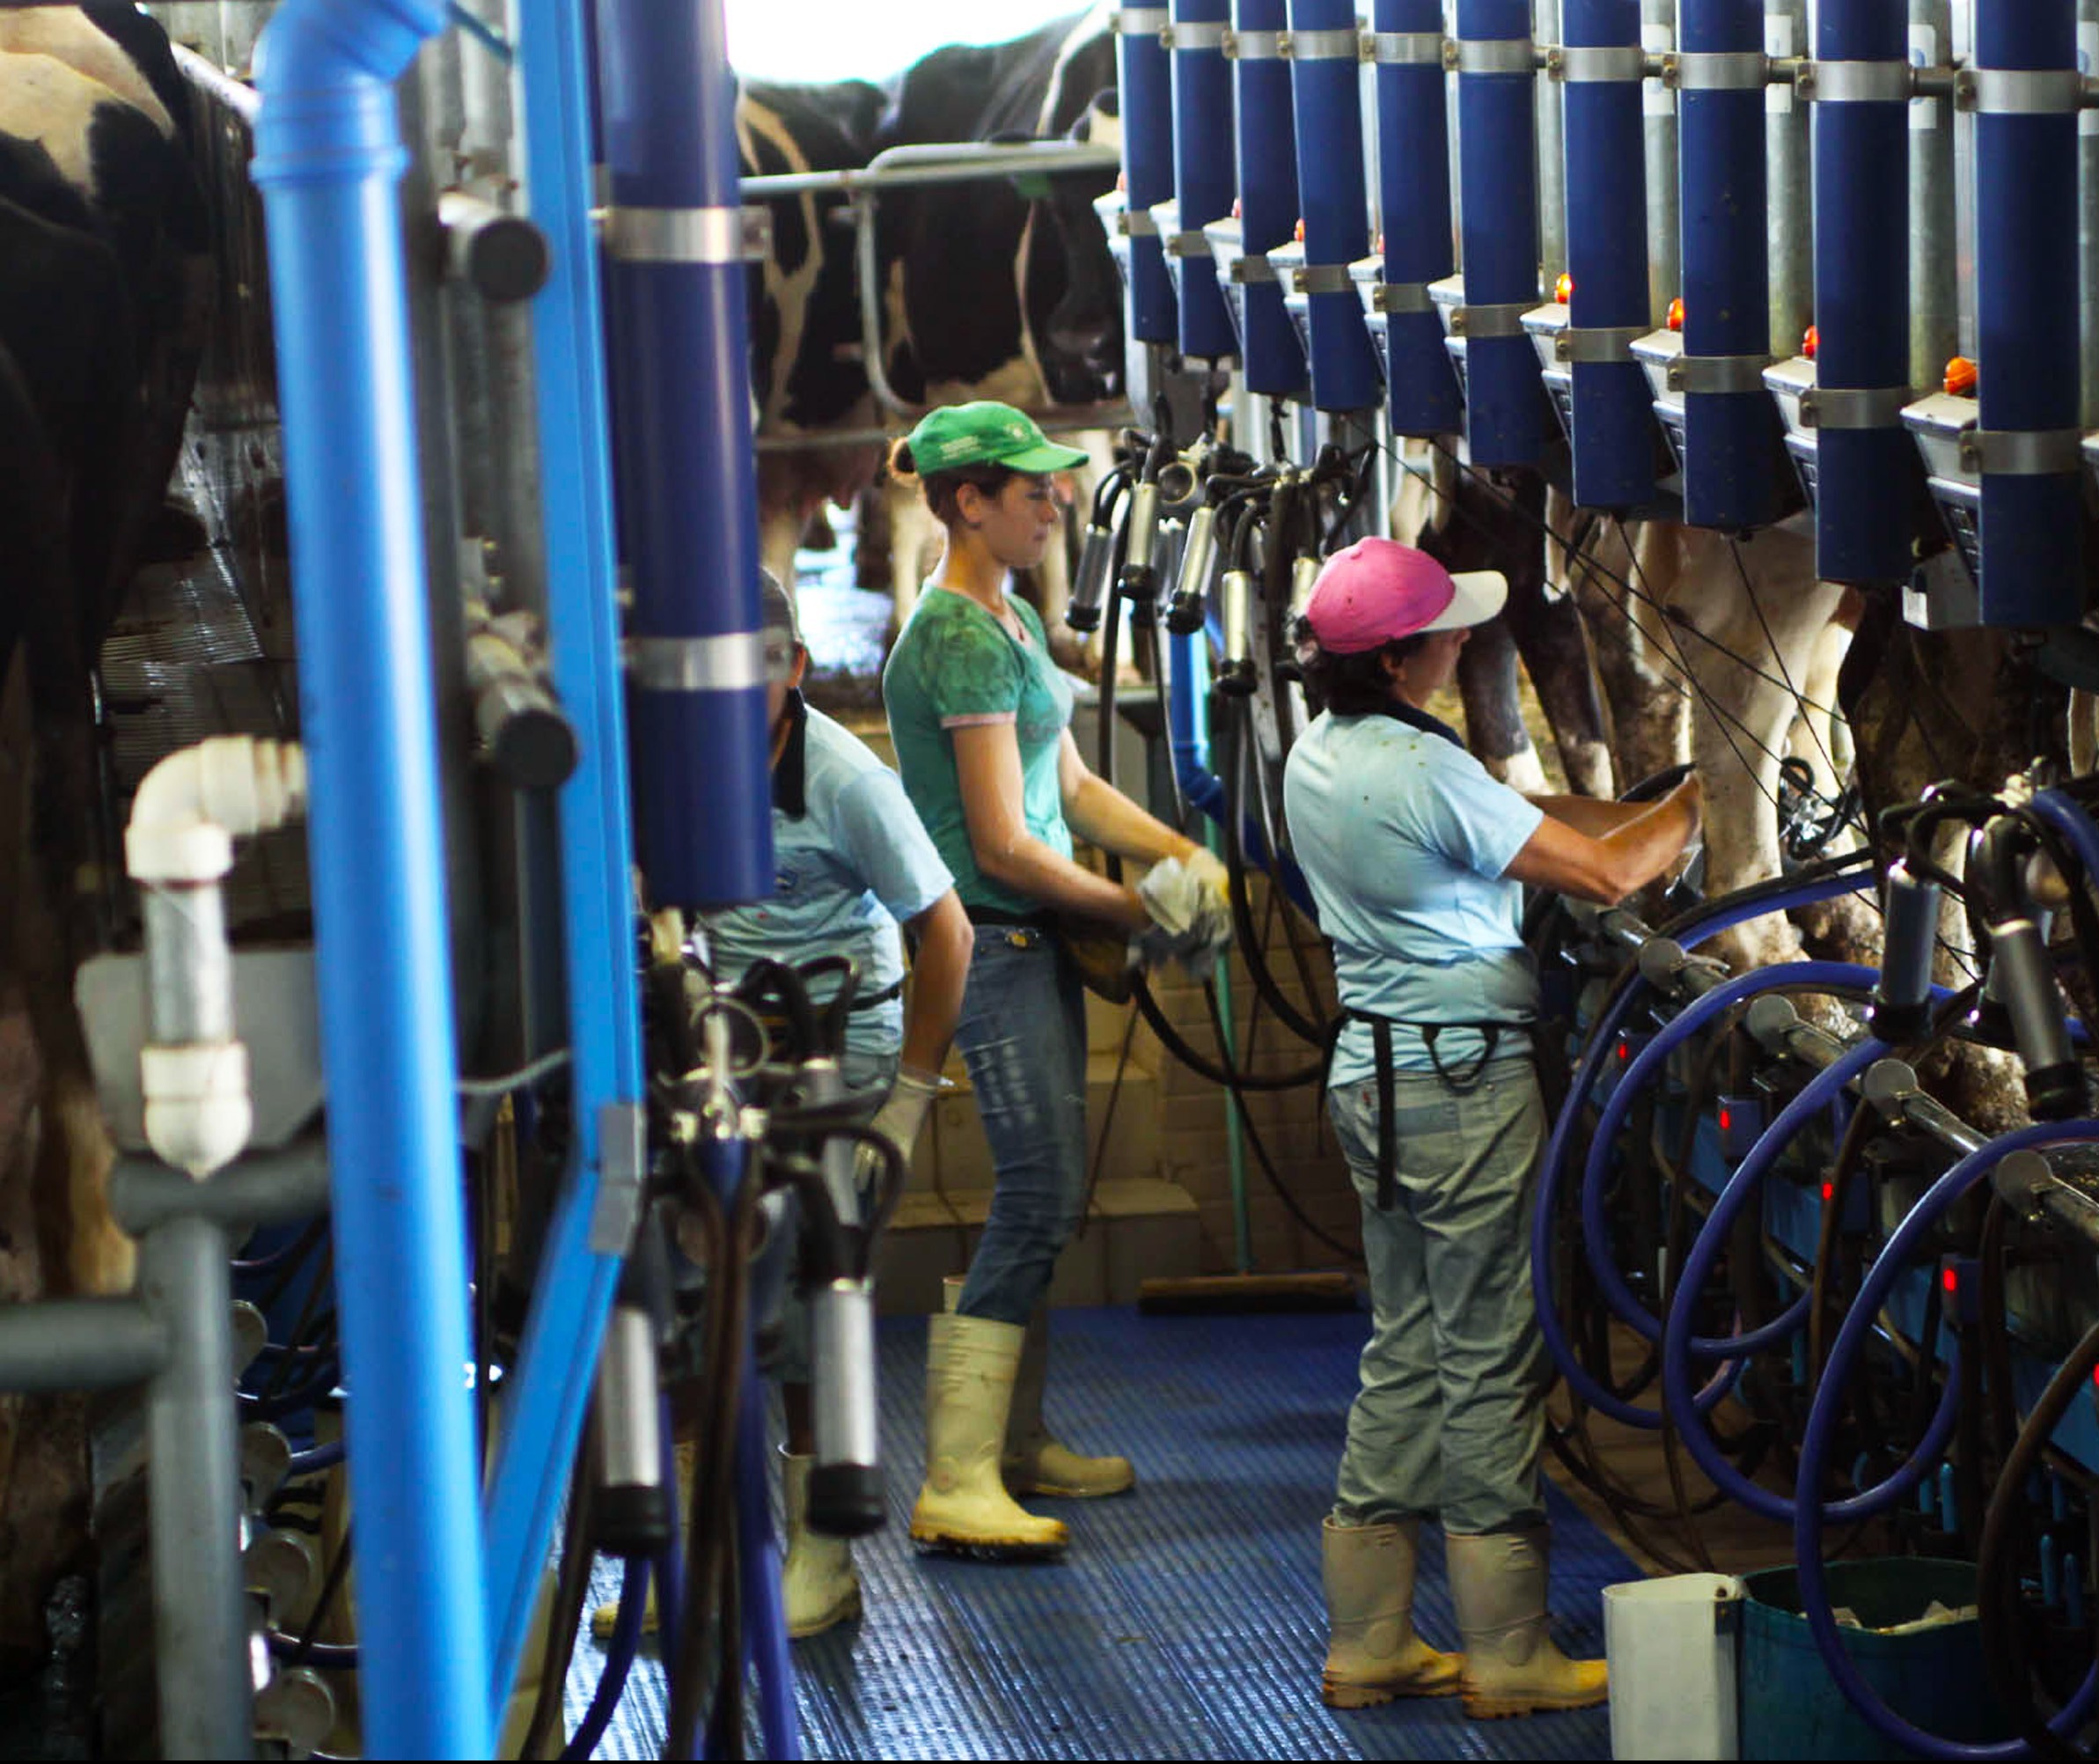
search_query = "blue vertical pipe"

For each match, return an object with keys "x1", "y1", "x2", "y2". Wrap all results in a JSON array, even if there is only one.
[
  {"x1": 1120, "y1": 5, "x2": 1181, "y2": 345},
  {"x1": 1677, "y1": 0, "x2": 1782, "y2": 528},
  {"x1": 736, "y1": 1341, "x2": 798, "y2": 1758},
  {"x1": 1231, "y1": 0, "x2": 1310, "y2": 396},
  {"x1": 1974, "y1": 3, "x2": 2083, "y2": 626},
  {"x1": 1811, "y1": 0, "x2": 1912, "y2": 582},
  {"x1": 1561, "y1": 0, "x2": 1656, "y2": 505},
  {"x1": 596, "y1": 0, "x2": 771, "y2": 906},
  {"x1": 249, "y1": 1, "x2": 491, "y2": 1753},
  {"x1": 1288, "y1": 0, "x2": 1383, "y2": 411},
  {"x1": 1171, "y1": 0, "x2": 1239, "y2": 360},
  {"x1": 1454, "y1": 0, "x2": 1547, "y2": 463},
  {"x1": 481, "y1": 0, "x2": 644, "y2": 1712},
  {"x1": 1373, "y1": 0, "x2": 1464, "y2": 432}
]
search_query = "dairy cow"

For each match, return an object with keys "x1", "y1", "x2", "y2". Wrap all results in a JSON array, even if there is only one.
[
  {"x1": 741, "y1": 76, "x2": 891, "y2": 589},
  {"x1": 0, "y1": 5, "x2": 207, "y2": 1672}
]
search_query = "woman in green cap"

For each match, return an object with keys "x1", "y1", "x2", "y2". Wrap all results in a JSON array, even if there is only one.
[{"x1": 880, "y1": 400, "x2": 1228, "y2": 1555}]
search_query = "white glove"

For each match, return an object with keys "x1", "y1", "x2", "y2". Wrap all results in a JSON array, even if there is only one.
[
  {"x1": 863, "y1": 1065, "x2": 943, "y2": 1173},
  {"x1": 1182, "y1": 845, "x2": 1231, "y2": 920}
]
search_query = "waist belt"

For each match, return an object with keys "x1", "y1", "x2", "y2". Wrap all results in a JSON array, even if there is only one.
[
  {"x1": 1331, "y1": 1007, "x2": 1531, "y2": 1210},
  {"x1": 965, "y1": 904, "x2": 1055, "y2": 930},
  {"x1": 844, "y1": 978, "x2": 903, "y2": 1012}
]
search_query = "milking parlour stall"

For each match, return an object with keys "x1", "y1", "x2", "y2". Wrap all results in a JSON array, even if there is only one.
[{"x1": 11, "y1": 0, "x2": 2099, "y2": 1759}]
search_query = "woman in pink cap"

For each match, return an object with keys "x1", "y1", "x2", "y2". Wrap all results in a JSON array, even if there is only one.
[{"x1": 1282, "y1": 536, "x2": 1702, "y2": 1719}]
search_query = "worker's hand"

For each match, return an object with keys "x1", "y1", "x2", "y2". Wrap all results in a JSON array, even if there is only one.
[{"x1": 862, "y1": 1065, "x2": 943, "y2": 1184}]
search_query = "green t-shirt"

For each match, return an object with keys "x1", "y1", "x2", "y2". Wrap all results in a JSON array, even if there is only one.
[{"x1": 881, "y1": 585, "x2": 1075, "y2": 916}]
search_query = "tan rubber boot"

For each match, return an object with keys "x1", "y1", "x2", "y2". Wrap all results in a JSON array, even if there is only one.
[
  {"x1": 1444, "y1": 1527, "x2": 1609, "y2": 1718},
  {"x1": 908, "y1": 1312, "x2": 1069, "y2": 1554},
  {"x1": 781, "y1": 1448, "x2": 862, "y2": 1638},
  {"x1": 1320, "y1": 1517, "x2": 1464, "y2": 1707},
  {"x1": 1001, "y1": 1303, "x2": 1134, "y2": 1498},
  {"x1": 589, "y1": 1437, "x2": 696, "y2": 1640}
]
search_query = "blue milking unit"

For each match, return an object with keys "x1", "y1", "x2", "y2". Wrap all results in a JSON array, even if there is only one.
[
  {"x1": 1442, "y1": 0, "x2": 1549, "y2": 467},
  {"x1": 1159, "y1": 0, "x2": 1241, "y2": 366},
  {"x1": 1371, "y1": 0, "x2": 1464, "y2": 437},
  {"x1": 1551, "y1": 0, "x2": 1660, "y2": 509},
  {"x1": 1670, "y1": 0, "x2": 1787, "y2": 529},
  {"x1": 1279, "y1": 0, "x2": 1383, "y2": 417},
  {"x1": 1205, "y1": 0, "x2": 1310, "y2": 404}
]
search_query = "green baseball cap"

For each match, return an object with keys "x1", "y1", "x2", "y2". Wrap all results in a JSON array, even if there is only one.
[{"x1": 904, "y1": 401, "x2": 1090, "y2": 474}]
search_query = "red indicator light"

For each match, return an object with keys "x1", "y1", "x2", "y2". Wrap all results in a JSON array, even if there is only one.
[
  {"x1": 1617, "y1": 1040, "x2": 1631, "y2": 1063},
  {"x1": 1944, "y1": 356, "x2": 1978, "y2": 397},
  {"x1": 1941, "y1": 1267, "x2": 1959, "y2": 1295},
  {"x1": 1802, "y1": 324, "x2": 1818, "y2": 361},
  {"x1": 1718, "y1": 1106, "x2": 1732, "y2": 1133},
  {"x1": 1667, "y1": 297, "x2": 1685, "y2": 332},
  {"x1": 1821, "y1": 1181, "x2": 1835, "y2": 1203},
  {"x1": 1294, "y1": 216, "x2": 1306, "y2": 243},
  {"x1": 1554, "y1": 272, "x2": 1573, "y2": 304}
]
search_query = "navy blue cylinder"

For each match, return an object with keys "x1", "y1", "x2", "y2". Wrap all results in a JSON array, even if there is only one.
[
  {"x1": 1288, "y1": 0, "x2": 1382, "y2": 410},
  {"x1": 1232, "y1": 0, "x2": 1310, "y2": 396},
  {"x1": 1119, "y1": 7, "x2": 1181, "y2": 345},
  {"x1": 1455, "y1": 0, "x2": 1546, "y2": 466},
  {"x1": 1974, "y1": 3, "x2": 2082, "y2": 626},
  {"x1": 1171, "y1": 0, "x2": 1239, "y2": 360},
  {"x1": 597, "y1": 0, "x2": 771, "y2": 907},
  {"x1": 1810, "y1": 0, "x2": 1912, "y2": 583},
  {"x1": 1374, "y1": 0, "x2": 1463, "y2": 433},
  {"x1": 1561, "y1": 0, "x2": 1655, "y2": 506},
  {"x1": 1677, "y1": 0, "x2": 1782, "y2": 529}
]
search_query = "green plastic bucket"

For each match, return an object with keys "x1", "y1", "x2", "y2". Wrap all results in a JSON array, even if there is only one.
[{"x1": 1738, "y1": 1559, "x2": 2015, "y2": 1760}]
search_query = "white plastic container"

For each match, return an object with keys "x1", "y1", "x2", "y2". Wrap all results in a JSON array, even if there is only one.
[{"x1": 1604, "y1": 1572, "x2": 1745, "y2": 1760}]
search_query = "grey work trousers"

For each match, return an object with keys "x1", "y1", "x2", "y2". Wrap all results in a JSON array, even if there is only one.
[{"x1": 1326, "y1": 1056, "x2": 1548, "y2": 1536}]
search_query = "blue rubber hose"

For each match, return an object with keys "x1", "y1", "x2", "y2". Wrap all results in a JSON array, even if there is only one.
[
  {"x1": 1578, "y1": 960, "x2": 1883, "y2": 1345},
  {"x1": 1794, "y1": 1121, "x2": 2099, "y2": 1759},
  {"x1": 1657, "y1": 1033, "x2": 1968, "y2": 1524},
  {"x1": 563, "y1": 1556, "x2": 649, "y2": 1762},
  {"x1": 1530, "y1": 863, "x2": 1881, "y2": 1426}
]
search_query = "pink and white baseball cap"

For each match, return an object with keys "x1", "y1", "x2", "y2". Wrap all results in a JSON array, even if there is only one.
[{"x1": 1301, "y1": 537, "x2": 1508, "y2": 654}]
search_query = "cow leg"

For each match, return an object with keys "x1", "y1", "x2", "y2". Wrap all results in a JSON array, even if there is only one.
[
  {"x1": 853, "y1": 481, "x2": 892, "y2": 592},
  {"x1": 1567, "y1": 517, "x2": 1689, "y2": 792},
  {"x1": 886, "y1": 477, "x2": 943, "y2": 634},
  {"x1": 1511, "y1": 488, "x2": 1614, "y2": 797},
  {"x1": 1457, "y1": 615, "x2": 1547, "y2": 792}
]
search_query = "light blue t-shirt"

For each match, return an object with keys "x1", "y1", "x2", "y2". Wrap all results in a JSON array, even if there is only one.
[
  {"x1": 1283, "y1": 709, "x2": 1545, "y2": 1089},
  {"x1": 701, "y1": 702, "x2": 954, "y2": 1062}
]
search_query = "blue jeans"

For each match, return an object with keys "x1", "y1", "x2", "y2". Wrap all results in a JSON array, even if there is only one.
[
  {"x1": 952, "y1": 923, "x2": 1090, "y2": 1327},
  {"x1": 1327, "y1": 1058, "x2": 1548, "y2": 1535}
]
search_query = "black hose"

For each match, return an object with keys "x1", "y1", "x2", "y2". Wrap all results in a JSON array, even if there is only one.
[{"x1": 1977, "y1": 1315, "x2": 2099, "y2": 1760}]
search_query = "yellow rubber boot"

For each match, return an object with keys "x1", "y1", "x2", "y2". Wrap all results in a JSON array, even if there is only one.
[
  {"x1": 781, "y1": 1448, "x2": 862, "y2": 1638},
  {"x1": 1001, "y1": 1304, "x2": 1134, "y2": 1498},
  {"x1": 588, "y1": 1438, "x2": 695, "y2": 1641},
  {"x1": 1445, "y1": 1527, "x2": 1609, "y2": 1718},
  {"x1": 908, "y1": 1312, "x2": 1068, "y2": 1555},
  {"x1": 1319, "y1": 1517, "x2": 1463, "y2": 1707}
]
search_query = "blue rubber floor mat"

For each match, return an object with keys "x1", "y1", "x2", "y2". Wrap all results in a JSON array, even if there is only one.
[{"x1": 569, "y1": 1305, "x2": 1631, "y2": 1760}]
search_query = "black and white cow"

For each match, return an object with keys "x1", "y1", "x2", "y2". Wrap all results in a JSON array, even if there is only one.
[
  {"x1": 741, "y1": 75, "x2": 890, "y2": 586},
  {"x1": 865, "y1": 5, "x2": 1123, "y2": 631},
  {"x1": 0, "y1": 4, "x2": 208, "y2": 1672}
]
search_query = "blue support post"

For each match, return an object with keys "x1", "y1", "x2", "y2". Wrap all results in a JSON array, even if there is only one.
[
  {"x1": 481, "y1": 0, "x2": 645, "y2": 1710},
  {"x1": 1287, "y1": 0, "x2": 1383, "y2": 411},
  {"x1": 597, "y1": 0, "x2": 772, "y2": 907},
  {"x1": 1230, "y1": 0, "x2": 1310, "y2": 397},
  {"x1": 1677, "y1": 0, "x2": 1783, "y2": 528},
  {"x1": 1809, "y1": 0, "x2": 1914, "y2": 582},
  {"x1": 1973, "y1": 2, "x2": 2083, "y2": 626},
  {"x1": 1453, "y1": 0, "x2": 1547, "y2": 464},
  {"x1": 250, "y1": 0, "x2": 490, "y2": 1752},
  {"x1": 1561, "y1": 0, "x2": 1656, "y2": 506},
  {"x1": 1372, "y1": 0, "x2": 1463, "y2": 433},
  {"x1": 1171, "y1": 0, "x2": 1239, "y2": 361},
  {"x1": 1119, "y1": 4, "x2": 1181, "y2": 345}
]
